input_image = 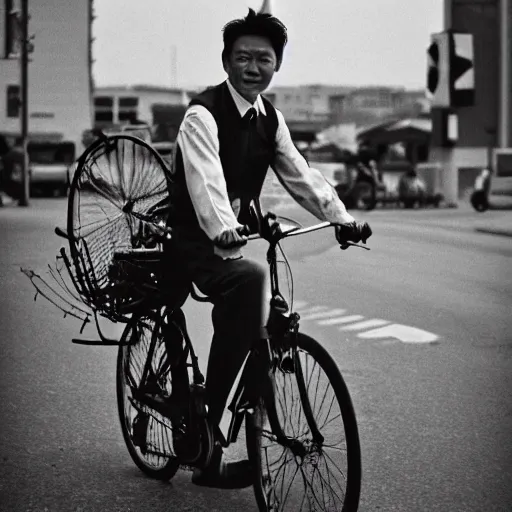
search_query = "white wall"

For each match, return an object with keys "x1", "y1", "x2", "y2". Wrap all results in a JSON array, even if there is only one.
[
  {"x1": 0, "y1": 0, "x2": 92, "y2": 153},
  {"x1": 94, "y1": 87, "x2": 190, "y2": 124}
]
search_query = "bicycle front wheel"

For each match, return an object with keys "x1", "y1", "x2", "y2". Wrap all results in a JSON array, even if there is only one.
[
  {"x1": 116, "y1": 311, "x2": 181, "y2": 480},
  {"x1": 246, "y1": 333, "x2": 361, "y2": 511}
]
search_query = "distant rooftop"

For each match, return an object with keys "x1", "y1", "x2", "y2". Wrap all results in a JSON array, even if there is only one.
[{"x1": 94, "y1": 84, "x2": 192, "y2": 94}]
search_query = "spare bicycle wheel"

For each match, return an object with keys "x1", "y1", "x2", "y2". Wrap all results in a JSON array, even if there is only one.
[{"x1": 67, "y1": 134, "x2": 173, "y2": 310}]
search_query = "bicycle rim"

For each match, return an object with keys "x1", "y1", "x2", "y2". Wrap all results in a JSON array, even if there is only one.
[
  {"x1": 67, "y1": 135, "x2": 172, "y2": 309},
  {"x1": 116, "y1": 311, "x2": 180, "y2": 480},
  {"x1": 246, "y1": 333, "x2": 361, "y2": 511}
]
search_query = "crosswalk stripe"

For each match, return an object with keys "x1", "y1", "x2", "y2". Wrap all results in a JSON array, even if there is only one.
[
  {"x1": 296, "y1": 305, "x2": 328, "y2": 316},
  {"x1": 300, "y1": 309, "x2": 347, "y2": 321},
  {"x1": 339, "y1": 319, "x2": 390, "y2": 331},
  {"x1": 318, "y1": 315, "x2": 364, "y2": 326},
  {"x1": 357, "y1": 324, "x2": 439, "y2": 343}
]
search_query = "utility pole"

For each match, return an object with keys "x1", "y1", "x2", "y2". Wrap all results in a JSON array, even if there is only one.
[{"x1": 18, "y1": 0, "x2": 30, "y2": 207}]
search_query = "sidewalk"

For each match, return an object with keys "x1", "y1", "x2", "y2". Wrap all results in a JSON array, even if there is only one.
[
  {"x1": 473, "y1": 215, "x2": 512, "y2": 237},
  {"x1": 474, "y1": 196, "x2": 512, "y2": 237}
]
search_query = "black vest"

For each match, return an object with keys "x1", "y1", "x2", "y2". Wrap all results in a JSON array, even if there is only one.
[{"x1": 172, "y1": 82, "x2": 279, "y2": 233}]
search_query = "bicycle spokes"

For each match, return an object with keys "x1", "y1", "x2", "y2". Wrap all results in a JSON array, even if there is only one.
[
  {"x1": 257, "y1": 347, "x2": 350, "y2": 510},
  {"x1": 118, "y1": 317, "x2": 179, "y2": 470}
]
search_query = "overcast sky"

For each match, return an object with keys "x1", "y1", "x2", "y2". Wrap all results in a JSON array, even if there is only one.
[{"x1": 93, "y1": 0, "x2": 444, "y2": 90}]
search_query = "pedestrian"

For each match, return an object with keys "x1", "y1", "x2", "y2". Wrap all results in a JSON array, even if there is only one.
[{"x1": 169, "y1": 8, "x2": 372, "y2": 489}]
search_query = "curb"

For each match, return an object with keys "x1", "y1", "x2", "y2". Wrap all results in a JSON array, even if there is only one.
[{"x1": 474, "y1": 227, "x2": 512, "y2": 238}]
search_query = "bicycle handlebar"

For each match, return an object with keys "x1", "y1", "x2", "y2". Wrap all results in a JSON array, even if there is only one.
[{"x1": 244, "y1": 220, "x2": 370, "y2": 250}]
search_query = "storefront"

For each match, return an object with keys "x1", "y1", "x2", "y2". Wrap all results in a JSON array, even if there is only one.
[{"x1": 429, "y1": 0, "x2": 512, "y2": 204}]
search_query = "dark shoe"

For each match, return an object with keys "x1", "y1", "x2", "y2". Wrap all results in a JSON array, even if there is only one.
[{"x1": 191, "y1": 444, "x2": 253, "y2": 489}]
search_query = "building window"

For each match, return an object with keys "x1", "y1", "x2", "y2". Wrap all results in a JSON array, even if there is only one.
[
  {"x1": 94, "y1": 96, "x2": 114, "y2": 123},
  {"x1": 118, "y1": 96, "x2": 139, "y2": 123},
  {"x1": 4, "y1": 0, "x2": 21, "y2": 58},
  {"x1": 6, "y1": 84, "x2": 20, "y2": 118}
]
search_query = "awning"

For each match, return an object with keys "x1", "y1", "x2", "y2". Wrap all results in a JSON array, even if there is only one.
[{"x1": 357, "y1": 118, "x2": 431, "y2": 145}]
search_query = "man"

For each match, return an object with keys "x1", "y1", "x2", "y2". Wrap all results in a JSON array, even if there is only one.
[{"x1": 170, "y1": 9, "x2": 372, "y2": 488}]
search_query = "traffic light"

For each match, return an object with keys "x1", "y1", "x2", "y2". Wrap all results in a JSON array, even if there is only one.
[{"x1": 427, "y1": 31, "x2": 474, "y2": 108}]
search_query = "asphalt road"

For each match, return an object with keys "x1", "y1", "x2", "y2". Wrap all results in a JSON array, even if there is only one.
[{"x1": 0, "y1": 198, "x2": 511, "y2": 512}]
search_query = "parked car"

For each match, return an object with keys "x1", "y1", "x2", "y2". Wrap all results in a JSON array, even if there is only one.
[
  {"x1": 2, "y1": 140, "x2": 75, "y2": 198},
  {"x1": 29, "y1": 141, "x2": 75, "y2": 196}
]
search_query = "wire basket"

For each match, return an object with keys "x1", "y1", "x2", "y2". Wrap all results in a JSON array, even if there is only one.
[{"x1": 65, "y1": 236, "x2": 177, "y2": 322}]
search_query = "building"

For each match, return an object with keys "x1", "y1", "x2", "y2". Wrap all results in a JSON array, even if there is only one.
[
  {"x1": 93, "y1": 85, "x2": 191, "y2": 141},
  {"x1": 337, "y1": 87, "x2": 429, "y2": 127},
  {"x1": 0, "y1": 0, "x2": 93, "y2": 152},
  {"x1": 93, "y1": 85, "x2": 190, "y2": 127},
  {"x1": 265, "y1": 84, "x2": 429, "y2": 141},
  {"x1": 265, "y1": 84, "x2": 352, "y2": 141},
  {"x1": 429, "y1": 0, "x2": 512, "y2": 204}
]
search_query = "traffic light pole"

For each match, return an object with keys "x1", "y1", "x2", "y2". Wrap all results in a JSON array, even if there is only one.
[{"x1": 18, "y1": 0, "x2": 30, "y2": 207}]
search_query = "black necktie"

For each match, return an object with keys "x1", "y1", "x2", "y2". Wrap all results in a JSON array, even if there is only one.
[
  {"x1": 239, "y1": 107, "x2": 258, "y2": 224},
  {"x1": 243, "y1": 107, "x2": 257, "y2": 124}
]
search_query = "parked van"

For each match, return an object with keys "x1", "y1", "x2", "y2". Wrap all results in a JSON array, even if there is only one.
[{"x1": 1, "y1": 139, "x2": 75, "y2": 198}]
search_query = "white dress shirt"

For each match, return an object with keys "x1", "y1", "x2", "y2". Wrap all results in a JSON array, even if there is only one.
[{"x1": 175, "y1": 79, "x2": 355, "y2": 259}]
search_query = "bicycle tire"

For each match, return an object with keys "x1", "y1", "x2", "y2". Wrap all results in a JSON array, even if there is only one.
[
  {"x1": 246, "y1": 332, "x2": 362, "y2": 511},
  {"x1": 67, "y1": 135, "x2": 172, "y2": 310},
  {"x1": 116, "y1": 310, "x2": 181, "y2": 480}
]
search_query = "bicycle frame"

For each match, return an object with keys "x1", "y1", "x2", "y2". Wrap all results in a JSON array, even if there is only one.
[
  {"x1": 123, "y1": 213, "x2": 358, "y2": 455},
  {"x1": 220, "y1": 215, "x2": 337, "y2": 448}
]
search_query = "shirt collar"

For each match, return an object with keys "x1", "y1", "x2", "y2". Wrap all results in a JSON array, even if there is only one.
[{"x1": 226, "y1": 79, "x2": 267, "y2": 118}]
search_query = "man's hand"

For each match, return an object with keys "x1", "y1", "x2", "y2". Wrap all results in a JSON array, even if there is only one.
[
  {"x1": 214, "y1": 226, "x2": 249, "y2": 249},
  {"x1": 143, "y1": 220, "x2": 172, "y2": 245},
  {"x1": 335, "y1": 221, "x2": 372, "y2": 245}
]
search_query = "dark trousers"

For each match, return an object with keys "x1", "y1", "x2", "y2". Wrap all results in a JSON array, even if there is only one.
[{"x1": 169, "y1": 234, "x2": 266, "y2": 427}]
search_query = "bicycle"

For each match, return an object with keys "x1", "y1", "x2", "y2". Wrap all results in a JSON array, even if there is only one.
[{"x1": 24, "y1": 134, "x2": 363, "y2": 511}]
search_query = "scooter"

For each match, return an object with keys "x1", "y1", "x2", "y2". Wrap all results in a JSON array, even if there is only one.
[{"x1": 470, "y1": 168, "x2": 492, "y2": 212}]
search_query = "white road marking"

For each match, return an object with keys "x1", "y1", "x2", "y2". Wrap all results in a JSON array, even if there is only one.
[
  {"x1": 339, "y1": 319, "x2": 390, "y2": 331},
  {"x1": 300, "y1": 309, "x2": 347, "y2": 321},
  {"x1": 292, "y1": 301, "x2": 440, "y2": 344},
  {"x1": 357, "y1": 324, "x2": 439, "y2": 344},
  {"x1": 317, "y1": 315, "x2": 365, "y2": 326},
  {"x1": 296, "y1": 305, "x2": 328, "y2": 316}
]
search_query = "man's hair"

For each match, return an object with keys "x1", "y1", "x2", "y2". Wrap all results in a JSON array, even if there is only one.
[{"x1": 222, "y1": 8, "x2": 288, "y2": 70}]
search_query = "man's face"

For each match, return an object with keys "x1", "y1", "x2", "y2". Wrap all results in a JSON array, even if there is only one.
[{"x1": 223, "y1": 35, "x2": 277, "y2": 104}]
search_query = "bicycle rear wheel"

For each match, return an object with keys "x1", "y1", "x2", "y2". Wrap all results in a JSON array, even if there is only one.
[
  {"x1": 246, "y1": 333, "x2": 361, "y2": 511},
  {"x1": 67, "y1": 135, "x2": 172, "y2": 311},
  {"x1": 116, "y1": 310, "x2": 182, "y2": 480}
]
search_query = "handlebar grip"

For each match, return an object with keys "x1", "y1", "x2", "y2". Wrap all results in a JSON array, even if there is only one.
[{"x1": 236, "y1": 224, "x2": 251, "y2": 237}]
